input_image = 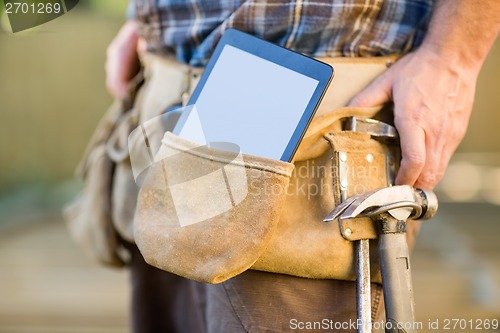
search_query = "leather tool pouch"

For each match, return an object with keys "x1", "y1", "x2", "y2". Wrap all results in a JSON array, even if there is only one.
[
  {"x1": 63, "y1": 73, "x2": 144, "y2": 267},
  {"x1": 134, "y1": 132, "x2": 294, "y2": 284},
  {"x1": 67, "y1": 55, "x2": 405, "y2": 280},
  {"x1": 252, "y1": 111, "x2": 400, "y2": 283},
  {"x1": 133, "y1": 56, "x2": 403, "y2": 284},
  {"x1": 134, "y1": 104, "x2": 399, "y2": 284}
]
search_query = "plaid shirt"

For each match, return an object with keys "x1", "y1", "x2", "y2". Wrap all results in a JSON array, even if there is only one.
[{"x1": 131, "y1": 0, "x2": 434, "y2": 66}]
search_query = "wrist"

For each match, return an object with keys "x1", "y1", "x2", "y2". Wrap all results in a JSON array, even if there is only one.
[
  {"x1": 416, "y1": 41, "x2": 484, "y2": 76},
  {"x1": 419, "y1": 0, "x2": 499, "y2": 73}
]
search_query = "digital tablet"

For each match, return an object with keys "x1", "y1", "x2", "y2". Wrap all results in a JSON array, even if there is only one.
[{"x1": 174, "y1": 29, "x2": 334, "y2": 162}]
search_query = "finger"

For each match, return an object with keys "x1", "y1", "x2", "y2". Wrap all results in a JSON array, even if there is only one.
[
  {"x1": 348, "y1": 71, "x2": 392, "y2": 107},
  {"x1": 414, "y1": 136, "x2": 443, "y2": 190},
  {"x1": 417, "y1": 144, "x2": 452, "y2": 190},
  {"x1": 138, "y1": 37, "x2": 148, "y2": 56},
  {"x1": 107, "y1": 78, "x2": 128, "y2": 99},
  {"x1": 427, "y1": 133, "x2": 462, "y2": 189},
  {"x1": 105, "y1": 51, "x2": 138, "y2": 99},
  {"x1": 395, "y1": 120, "x2": 426, "y2": 187},
  {"x1": 436, "y1": 108, "x2": 470, "y2": 178}
]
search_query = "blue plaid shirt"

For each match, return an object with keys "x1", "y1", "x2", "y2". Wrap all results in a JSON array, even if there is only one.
[{"x1": 131, "y1": 0, "x2": 434, "y2": 66}]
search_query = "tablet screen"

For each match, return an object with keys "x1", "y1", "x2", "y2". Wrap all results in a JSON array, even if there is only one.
[
  {"x1": 175, "y1": 29, "x2": 333, "y2": 161},
  {"x1": 176, "y1": 44, "x2": 320, "y2": 161}
]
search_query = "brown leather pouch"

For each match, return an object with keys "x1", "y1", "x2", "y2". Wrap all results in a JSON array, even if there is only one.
[
  {"x1": 63, "y1": 73, "x2": 144, "y2": 267},
  {"x1": 134, "y1": 132, "x2": 294, "y2": 283},
  {"x1": 133, "y1": 57, "x2": 401, "y2": 283},
  {"x1": 133, "y1": 106, "x2": 398, "y2": 284},
  {"x1": 251, "y1": 112, "x2": 398, "y2": 282}
]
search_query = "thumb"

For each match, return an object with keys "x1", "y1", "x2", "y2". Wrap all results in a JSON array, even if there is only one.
[{"x1": 348, "y1": 71, "x2": 393, "y2": 108}]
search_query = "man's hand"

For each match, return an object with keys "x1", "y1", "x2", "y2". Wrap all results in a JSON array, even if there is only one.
[
  {"x1": 349, "y1": 47, "x2": 477, "y2": 190},
  {"x1": 349, "y1": 0, "x2": 500, "y2": 190},
  {"x1": 105, "y1": 21, "x2": 141, "y2": 99}
]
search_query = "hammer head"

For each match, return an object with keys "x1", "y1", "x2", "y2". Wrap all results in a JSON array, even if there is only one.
[{"x1": 324, "y1": 185, "x2": 439, "y2": 222}]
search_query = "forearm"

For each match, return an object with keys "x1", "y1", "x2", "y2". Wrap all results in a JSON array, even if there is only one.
[
  {"x1": 421, "y1": 0, "x2": 500, "y2": 70},
  {"x1": 348, "y1": 0, "x2": 499, "y2": 189}
]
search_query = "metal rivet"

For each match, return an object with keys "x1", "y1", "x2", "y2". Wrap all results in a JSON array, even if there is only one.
[
  {"x1": 345, "y1": 228, "x2": 352, "y2": 236},
  {"x1": 340, "y1": 152, "x2": 347, "y2": 162},
  {"x1": 341, "y1": 179, "x2": 348, "y2": 188},
  {"x1": 366, "y1": 154, "x2": 374, "y2": 163}
]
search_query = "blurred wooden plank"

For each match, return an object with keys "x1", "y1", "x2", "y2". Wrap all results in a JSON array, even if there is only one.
[{"x1": 0, "y1": 215, "x2": 128, "y2": 333}]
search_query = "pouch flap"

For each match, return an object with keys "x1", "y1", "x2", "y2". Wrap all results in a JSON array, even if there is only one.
[{"x1": 325, "y1": 131, "x2": 391, "y2": 241}]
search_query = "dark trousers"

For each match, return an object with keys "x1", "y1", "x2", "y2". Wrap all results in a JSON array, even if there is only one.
[
  {"x1": 129, "y1": 244, "x2": 384, "y2": 333},
  {"x1": 129, "y1": 244, "x2": 206, "y2": 333}
]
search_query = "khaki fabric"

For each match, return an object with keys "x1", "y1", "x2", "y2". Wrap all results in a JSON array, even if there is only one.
[
  {"x1": 64, "y1": 143, "x2": 125, "y2": 266},
  {"x1": 111, "y1": 162, "x2": 140, "y2": 242},
  {"x1": 63, "y1": 72, "x2": 144, "y2": 266}
]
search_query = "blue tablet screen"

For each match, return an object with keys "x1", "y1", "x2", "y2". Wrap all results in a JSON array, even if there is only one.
[{"x1": 176, "y1": 44, "x2": 320, "y2": 161}]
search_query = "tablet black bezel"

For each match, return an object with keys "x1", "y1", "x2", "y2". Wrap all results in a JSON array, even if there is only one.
[{"x1": 188, "y1": 28, "x2": 334, "y2": 162}]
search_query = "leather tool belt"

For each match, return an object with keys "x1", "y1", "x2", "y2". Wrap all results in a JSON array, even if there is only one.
[{"x1": 66, "y1": 53, "x2": 420, "y2": 283}]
